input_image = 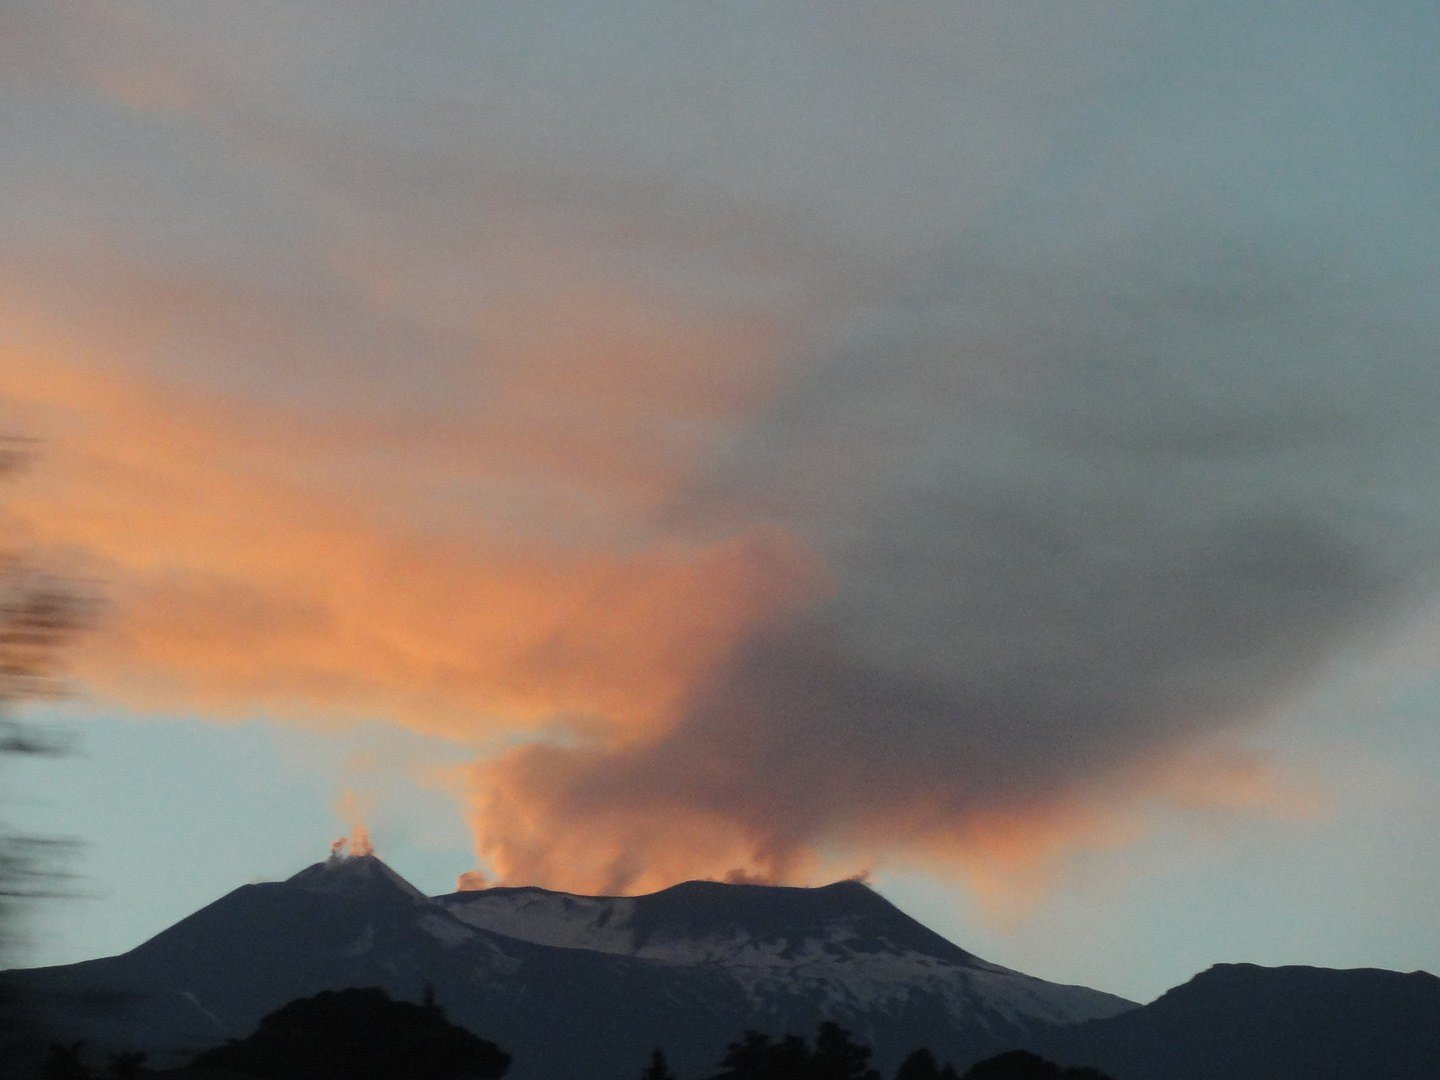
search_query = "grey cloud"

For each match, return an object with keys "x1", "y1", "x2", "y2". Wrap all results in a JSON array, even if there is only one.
[{"x1": 484, "y1": 4, "x2": 1440, "y2": 882}]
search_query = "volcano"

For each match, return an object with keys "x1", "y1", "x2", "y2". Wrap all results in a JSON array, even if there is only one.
[{"x1": 6, "y1": 855, "x2": 1133, "y2": 1079}]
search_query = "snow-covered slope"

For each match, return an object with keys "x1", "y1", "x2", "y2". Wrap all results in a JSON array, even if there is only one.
[
  {"x1": 438, "y1": 878, "x2": 1131, "y2": 1031},
  {"x1": 440, "y1": 886, "x2": 639, "y2": 953}
]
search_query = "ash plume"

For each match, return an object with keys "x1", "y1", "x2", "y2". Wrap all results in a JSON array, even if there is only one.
[{"x1": 468, "y1": 8, "x2": 1440, "y2": 894}]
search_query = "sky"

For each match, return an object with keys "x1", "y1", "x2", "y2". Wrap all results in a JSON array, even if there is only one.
[{"x1": 2, "y1": 2, "x2": 1438, "y2": 1004}]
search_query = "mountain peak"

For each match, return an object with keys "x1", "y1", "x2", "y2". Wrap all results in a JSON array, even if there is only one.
[{"x1": 286, "y1": 853, "x2": 427, "y2": 902}]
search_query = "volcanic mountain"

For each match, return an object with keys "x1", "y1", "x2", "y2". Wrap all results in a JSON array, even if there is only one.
[{"x1": 6, "y1": 854, "x2": 1132, "y2": 1079}]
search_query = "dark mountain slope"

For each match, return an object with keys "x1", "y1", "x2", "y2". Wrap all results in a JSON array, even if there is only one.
[{"x1": 1041, "y1": 963, "x2": 1440, "y2": 1080}]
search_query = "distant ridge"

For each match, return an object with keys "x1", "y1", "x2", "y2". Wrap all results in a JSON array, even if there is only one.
[{"x1": 1041, "y1": 962, "x2": 1440, "y2": 1080}]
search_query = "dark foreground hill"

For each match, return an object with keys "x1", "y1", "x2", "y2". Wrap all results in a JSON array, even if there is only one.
[
  {"x1": 3, "y1": 855, "x2": 1131, "y2": 1080},
  {"x1": 1038, "y1": 962, "x2": 1440, "y2": 1080},
  {"x1": 191, "y1": 985, "x2": 511, "y2": 1080}
]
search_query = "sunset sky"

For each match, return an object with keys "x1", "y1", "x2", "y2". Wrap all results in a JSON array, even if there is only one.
[{"x1": 3, "y1": 3, "x2": 1439, "y2": 1004}]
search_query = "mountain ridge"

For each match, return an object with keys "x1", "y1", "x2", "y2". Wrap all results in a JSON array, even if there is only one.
[
  {"x1": 5, "y1": 853, "x2": 1133, "y2": 1079},
  {"x1": 9, "y1": 856, "x2": 1438, "y2": 1080},
  {"x1": 437, "y1": 873, "x2": 1006, "y2": 972},
  {"x1": 1039, "y1": 961, "x2": 1440, "y2": 1080}
]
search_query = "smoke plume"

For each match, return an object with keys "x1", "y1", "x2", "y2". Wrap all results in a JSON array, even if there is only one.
[{"x1": 465, "y1": 10, "x2": 1440, "y2": 895}]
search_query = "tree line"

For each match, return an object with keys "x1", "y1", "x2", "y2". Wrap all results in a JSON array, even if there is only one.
[
  {"x1": 29, "y1": 987, "x2": 1114, "y2": 1080},
  {"x1": 649, "y1": 1021, "x2": 1114, "y2": 1080}
]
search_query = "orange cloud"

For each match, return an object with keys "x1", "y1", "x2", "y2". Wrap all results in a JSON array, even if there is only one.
[
  {"x1": 0, "y1": 260, "x2": 819, "y2": 740},
  {"x1": 0, "y1": 214, "x2": 1359, "y2": 919},
  {"x1": 1142, "y1": 746, "x2": 1330, "y2": 821},
  {"x1": 1, "y1": 326, "x2": 1332, "y2": 909}
]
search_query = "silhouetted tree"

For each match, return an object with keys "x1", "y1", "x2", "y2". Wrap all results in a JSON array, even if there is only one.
[
  {"x1": 895, "y1": 1046, "x2": 943, "y2": 1080},
  {"x1": 708, "y1": 1023, "x2": 890, "y2": 1080},
  {"x1": 192, "y1": 986, "x2": 510, "y2": 1080},
  {"x1": 103, "y1": 1049, "x2": 147, "y2": 1079},
  {"x1": 703, "y1": 1027, "x2": 1113, "y2": 1080},
  {"x1": 641, "y1": 1047, "x2": 676, "y2": 1080},
  {"x1": 960, "y1": 1051, "x2": 1115, "y2": 1080},
  {"x1": 811, "y1": 1021, "x2": 879, "y2": 1080},
  {"x1": 771, "y1": 1034, "x2": 811, "y2": 1078},
  {"x1": 962, "y1": 1051, "x2": 1058, "y2": 1080},
  {"x1": 710, "y1": 1030, "x2": 814, "y2": 1080},
  {"x1": 40, "y1": 1040, "x2": 90, "y2": 1080},
  {"x1": 714, "y1": 1030, "x2": 784, "y2": 1080}
]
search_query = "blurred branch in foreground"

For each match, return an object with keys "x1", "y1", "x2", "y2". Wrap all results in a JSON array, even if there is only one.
[
  {"x1": 0, "y1": 556, "x2": 97, "y2": 943},
  {"x1": 0, "y1": 437, "x2": 100, "y2": 1068},
  {"x1": 0, "y1": 560, "x2": 95, "y2": 751},
  {"x1": 0, "y1": 437, "x2": 97, "y2": 719}
]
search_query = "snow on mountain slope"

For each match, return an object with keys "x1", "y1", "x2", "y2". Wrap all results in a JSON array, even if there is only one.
[
  {"x1": 438, "y1": 878, "x2": 1132, "y2": 1027},
  {"x1": 439, "y1": 886, "x2": 640, "y2": 953},
  {"x1": 438, "y1": 879, "x2": 982, "y2": 964}
]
